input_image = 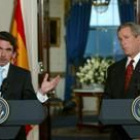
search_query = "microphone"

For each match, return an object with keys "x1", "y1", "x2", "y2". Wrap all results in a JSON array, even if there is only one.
[{"x1": 0, "y1": 78, "x2": 8, "y2": 97}]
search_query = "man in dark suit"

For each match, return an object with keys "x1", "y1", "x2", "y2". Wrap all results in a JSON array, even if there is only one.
[
  {"x1": 0, "y1": 31, "x2": 60, "y2": 140},
  {"x1": 104, "y1": 22, "x2": 140, "y2": 140}
]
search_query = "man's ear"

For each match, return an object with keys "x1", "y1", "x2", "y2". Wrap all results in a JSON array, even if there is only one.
[{"x1": 11, "y1": 52, "x2": 17, "y2": 64}]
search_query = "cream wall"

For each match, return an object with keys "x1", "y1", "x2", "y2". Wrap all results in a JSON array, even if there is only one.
[
  {"x1": 0, "y1": 0, "x2": 14, "y2": 31},
  {"x1": 50, "y1": 0, "x2": 66, "y2": 72},
  {"x1": 49, "y1": 0, "x2": 66, "y2": 100}
]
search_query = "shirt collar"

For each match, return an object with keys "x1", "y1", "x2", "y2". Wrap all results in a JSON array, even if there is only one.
[
  {"x1": 0, "y1": 63, "x2": 10, "y2": 78},
  {"x1": 127, "y1": 52, "x2": 140, "y2": 69}
]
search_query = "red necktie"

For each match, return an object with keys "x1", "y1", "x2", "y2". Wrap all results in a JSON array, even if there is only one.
[{"x1": 125, "y1": 60, "x2": 134, "y2": 92}]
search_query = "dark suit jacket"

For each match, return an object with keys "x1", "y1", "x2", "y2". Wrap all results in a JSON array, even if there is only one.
[
  {"x1": 104, "y1": 57, "x2": 140, "y2": 99},
  {"x1": 1, "y1": 64, "x2": 37, "y2": 140},
  {"x1": 103, "y1": 57, "x2": 140, "y2": 140},
  {"x1": 2, "y1": 64, "x2": 37, "y2": 100}
]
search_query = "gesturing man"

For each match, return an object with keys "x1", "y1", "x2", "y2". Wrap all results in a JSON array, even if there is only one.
[{"x1": 0, "y1": 31, "x2": 60, "y2": 140}]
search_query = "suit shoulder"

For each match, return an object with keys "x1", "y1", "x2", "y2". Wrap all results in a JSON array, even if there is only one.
[
  {"x1": 10, "y1": 64, "x2": 30, "y2": 74},
  {"x1": 108, "y1": 58, "x2": 126, "y2": 70}
]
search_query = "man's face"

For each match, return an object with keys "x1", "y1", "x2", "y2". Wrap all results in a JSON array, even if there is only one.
[
  {"x1": 118, "y1": 27, "x2": 140, "y2": 58},
  {"x1": 0, "y1": 39, "x2": 15, "y2": 66}
]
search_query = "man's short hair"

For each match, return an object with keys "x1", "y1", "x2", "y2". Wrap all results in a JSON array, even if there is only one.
[{"x1": 0, "y1": 31, "x2": 17, "y2": 52}]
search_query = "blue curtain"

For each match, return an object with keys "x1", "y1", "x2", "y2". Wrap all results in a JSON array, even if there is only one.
[
  {"x1": 118, "y1": 0, "x2": 135, "y2": 23},
  {"x1": 64, "y1": 0, "x2": 92, "y2": 100}
]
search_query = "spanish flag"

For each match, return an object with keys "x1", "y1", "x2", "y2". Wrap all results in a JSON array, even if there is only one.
[
  {"x1": 11, "y1": 0, "x2": 29, "y2": 70},
  {"x1": 11, "y1": 0, "x2": 39, "y2": 140}
]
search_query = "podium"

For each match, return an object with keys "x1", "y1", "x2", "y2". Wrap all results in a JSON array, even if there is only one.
[
  {"x1": 0, "y1": 100, "x2": 46, "y2": 139},
  {"x1": 99, "y1": 99, "x2": 140, "y2": 139}
]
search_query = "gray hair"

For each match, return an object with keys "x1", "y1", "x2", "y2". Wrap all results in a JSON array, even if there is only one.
[{"x1": 117, "y1": 22, "x2": 140, "y2": 37}]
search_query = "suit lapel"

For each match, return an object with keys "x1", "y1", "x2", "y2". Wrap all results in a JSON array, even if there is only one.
[
  {"x1": 117, "y1": 59, "x2": 127, "y2": 98},
  {"x1": 2, "y1": 64, "x2": 16, "y2": 99},
  {"x1": 109, "y1": 58, "x2": 126, "y2": 98}
]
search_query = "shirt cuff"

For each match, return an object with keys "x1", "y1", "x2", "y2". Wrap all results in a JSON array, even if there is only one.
[{"x1": 37, "y1": 91, "x2": 48, "y2": 103}]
